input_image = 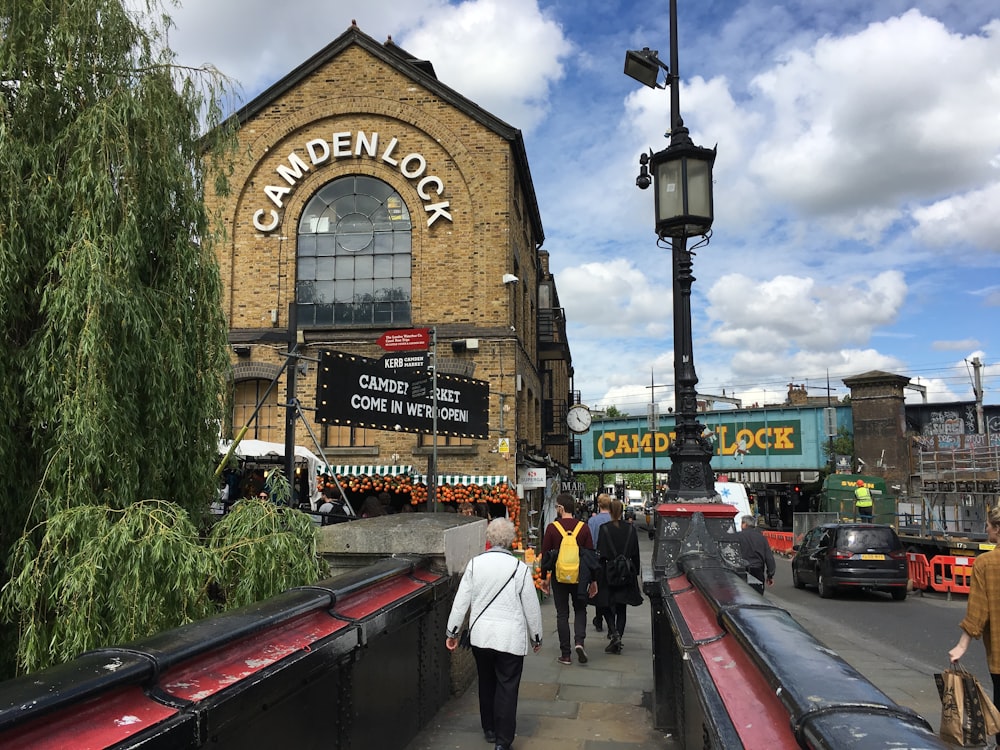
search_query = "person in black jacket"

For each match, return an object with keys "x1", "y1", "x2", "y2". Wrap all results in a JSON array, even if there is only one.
[
  {"x1": 595, "y1": 500, "x2": 643, "y2": 654},
  {"x1": 737, "y1": 515, "x2": 775, "y2": 594}
]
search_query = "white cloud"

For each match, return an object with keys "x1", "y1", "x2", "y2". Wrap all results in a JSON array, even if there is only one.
[
  {"x1": 904, "y1": 377, "x2": 961, "y2": 403},
  {"x1": 166, "y1": 0, "x2": 571, "y2": 133},
  {"x1": 912, "y1": 182, "x2": 1000, "y2": 252},
  {"x1": 706, "y1": 270, "x2": 907, "y2": 356},
  {"x1": 932, "y1": 339, "x2": 982, "y2": 351},
  {"x1": 403, "y1": 0, "x2": 572, "y2": 132},
  {"x1": 746, "y1": 12, "x2": 1000, "y2": 229},
  {"x1": 559, "y1": 259, "x2": 672, "y2": 338}
]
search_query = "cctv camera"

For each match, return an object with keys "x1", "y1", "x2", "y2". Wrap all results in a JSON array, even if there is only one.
[{"x1": 502, "y1": 273, "x2": 519, "y2": 285}]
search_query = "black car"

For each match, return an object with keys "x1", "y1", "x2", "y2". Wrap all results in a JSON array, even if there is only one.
[{"x1": 791, "y1": 523, "x2": 908, "y2": 600}]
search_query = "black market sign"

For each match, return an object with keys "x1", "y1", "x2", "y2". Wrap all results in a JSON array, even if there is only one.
[{"x1": 315, "y1": 350, "x2": 489, "y2": 439}]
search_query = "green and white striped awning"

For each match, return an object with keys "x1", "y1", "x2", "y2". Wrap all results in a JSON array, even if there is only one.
[
  {"x1": 413, "y1": 474, "x2": 510, "y2": 487},
  {"x1": 320, "y1": 465, "x2": 413, "y2": 477}
]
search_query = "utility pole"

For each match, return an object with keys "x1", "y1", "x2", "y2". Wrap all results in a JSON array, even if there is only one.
[
  {"x1": 646, "y1": 370, "x2": 669, "y2": 500},
  {"x1": 428, "y1": 327, "x2": 438, "y2": 511},
  {"x1": 283, "y1": 302, "x2": 299, "y2": 507},
  {"x1": 972, "y1": 356, "x2": 985, "y2": 435},
  {"x1": 815, "y1": 371, "x2": 838, "y2": 476}
]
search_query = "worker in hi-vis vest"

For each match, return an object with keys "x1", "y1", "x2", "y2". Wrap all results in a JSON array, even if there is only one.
[{"x1": 854, "y1": 480, "x2": 873, "y2": 522}]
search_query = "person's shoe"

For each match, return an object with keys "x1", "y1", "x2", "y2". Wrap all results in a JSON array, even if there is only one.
[
  {"x1": 484, "y1": 729, "x2": 496, "y2": 743},
  {"x1": 605, "y1": 633, "x2": 620, "y2": 653},
  {"x1": 556, "y1": 654, "x2": 572, "y2": 665},
  {"x1": 575, "y1": 644, "x2": 588, "y2": 664},
  {"x1": 592, "y1": 615, "x2": 603, "y2": 632}
]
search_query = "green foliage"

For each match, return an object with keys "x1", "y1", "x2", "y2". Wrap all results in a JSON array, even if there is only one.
[
  {"x1": 603, "y1": 405, "x2": 626, "y2": 418},
  {"x1": 822, "y1": 426, "x2": 855, "y2": 461},
  {"x1": 1, "y1": 502, "x2": 213, "y2": 674},
  {"x1": 0, "y1": 1, "x2": 242, "y2": 677},
  {"x1": 208, "y1": 500, "x2": 326, "y2": 610},
  {"x1": 577, "y1": 475, "x2": 600, "y2": 497},
  {"x1": 0, "y1": 0, "x2": 237, "y2": 535},
  {"x1": 1, "y1": 499, "x2": 323, "y2": 675}
]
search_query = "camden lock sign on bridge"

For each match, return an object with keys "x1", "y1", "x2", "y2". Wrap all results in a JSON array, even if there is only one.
[{"x1": 315, "y1": 350, "x2": 489, "y2": 439}]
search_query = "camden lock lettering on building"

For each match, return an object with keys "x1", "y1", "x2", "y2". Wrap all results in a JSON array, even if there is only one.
[
  {"x1": 252, "y1": 131, "x2": 454, "y2": 233},
  {"x1": 315, "y1": 350, "x2": 489, "y2": 439},
  {"x1": 594, "y1": 419, "x2": 802, "y2": 460}
]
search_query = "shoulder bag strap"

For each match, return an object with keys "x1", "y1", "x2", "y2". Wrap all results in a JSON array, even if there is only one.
[
  {"x1": 605, "y1": 525, "x2": 619, "y2": 558},
  {"x1": 469, "y1": 561, "x2": 518, "y2": 634}
]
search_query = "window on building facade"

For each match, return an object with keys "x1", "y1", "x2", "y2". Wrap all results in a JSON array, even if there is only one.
[
  {"x1": 296, "y1": 176, "x2": 412, "y2": 327},
  {"x1": 419, "y1": 433, "x2": 475, "y2": 447},
  {"x1": 323, "y1": 424, "x2": 376, "y2": 448},
  {"x1": 233, "y1": 379, "x2": 281, "y2": 442}
]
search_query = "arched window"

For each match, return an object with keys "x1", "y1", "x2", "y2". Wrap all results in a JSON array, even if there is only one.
[{"x1": 296, "y1": 176, "x2": 412, "y2": 327}]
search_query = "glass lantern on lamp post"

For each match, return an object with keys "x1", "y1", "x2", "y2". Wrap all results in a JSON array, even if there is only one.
[{"x1": 625, "y1": 21, "x2": 718, "y2": 502}]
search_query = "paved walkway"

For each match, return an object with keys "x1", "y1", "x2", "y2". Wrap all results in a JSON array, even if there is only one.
[
  {"x1": 405, "y1": 530, "x2": 673, "y2": 750},
  {"x1": 405, "y1": 531, "x2": 947, "y2": 750}
]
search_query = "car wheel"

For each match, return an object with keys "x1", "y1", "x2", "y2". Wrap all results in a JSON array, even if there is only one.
[
  {"x1": 818, "y1": 573, "x2": 835, "y2": 599},
  {"x1": 891, "y1": 587, "x2": 907, "y2": 601},
  {"x1": 792, "y1": 567, "x2": 804, "y2": 589}
]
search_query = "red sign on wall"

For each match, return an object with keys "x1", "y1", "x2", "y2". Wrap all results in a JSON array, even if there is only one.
[{"x1": 376, "y1": 328, "x2": 430, "y2": 351}]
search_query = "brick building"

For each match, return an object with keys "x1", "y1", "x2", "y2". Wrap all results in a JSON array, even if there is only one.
[{"x1": 208, "y1": 23, "x2": 576, "y2": 525}]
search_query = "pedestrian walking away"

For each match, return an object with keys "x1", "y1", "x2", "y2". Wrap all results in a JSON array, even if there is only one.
[
  {"x1": 539, "y1": 493, "x2": 596, "y2": 665},
  {"x1": 446, "y1": 518, "x2": 543, "y2": 750},
  {"x1": 587, "y1": 493, "x2": 614, "y2": 634},
  {"x1": 949, "y1": 504, "x2": 1000, "y2": 746},
  {"x1": 595, "y1": 499, "x2": 643, "y2": 654},
  {"x1": 737, "y1": 515, "x2": 775, "y2": 595}
]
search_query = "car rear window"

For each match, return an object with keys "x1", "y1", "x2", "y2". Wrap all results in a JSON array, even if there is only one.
[{"x1": 835, "y1": 528, "x2": 900, "y2": 553}]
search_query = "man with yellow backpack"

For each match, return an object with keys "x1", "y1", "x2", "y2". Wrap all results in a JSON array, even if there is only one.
[{"x1": 539, "y1": 494, "x2": 597, "y2": 665}]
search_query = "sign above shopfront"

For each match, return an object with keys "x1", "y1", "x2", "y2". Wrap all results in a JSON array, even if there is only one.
[{"x1": 315, "y1": 350, "x2": 489, "y2": 440}]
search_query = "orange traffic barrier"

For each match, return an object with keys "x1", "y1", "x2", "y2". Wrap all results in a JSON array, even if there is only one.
[
  {"x1": 907, "y1": 552, "x2": 930, "y2": 591},
  {"x1": 929, "y1": 555, "x2": 974, "y2": 595},
  {"x1": 763, "y1": 531, "x2": 794, "y2": 554}
]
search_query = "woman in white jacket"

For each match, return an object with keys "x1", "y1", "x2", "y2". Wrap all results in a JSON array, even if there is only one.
[{"x1": 446, "y1": 518, "x2": 543, "y2": 750}]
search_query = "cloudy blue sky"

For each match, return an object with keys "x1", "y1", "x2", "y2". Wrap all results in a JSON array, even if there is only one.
[{"x1": 165, "y1": 0, "x2": 999, "y2": 414}]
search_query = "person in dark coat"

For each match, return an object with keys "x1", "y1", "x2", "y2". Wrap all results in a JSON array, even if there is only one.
[
  {"x1": 595, "y1": 500, "x2": 643, "y2": 654},
  {"x1": 737, "y1": 515, "x2": 775, "y2": 594}
]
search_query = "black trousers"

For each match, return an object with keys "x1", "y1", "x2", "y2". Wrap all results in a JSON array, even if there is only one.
[
  {"x1": 611, "y1": 601, "x2": 629, "y2": 637},
  {"x1": 472, "y1": 646, "x2": 525, "y2": 747},
  {"x1": 551, "y1": 580, "x2": 588, "y2": 655}
]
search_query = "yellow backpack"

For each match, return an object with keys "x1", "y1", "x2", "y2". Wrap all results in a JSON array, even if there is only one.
[{"x1": 554, "y1": 521, "x2": 583, "y2": 584}]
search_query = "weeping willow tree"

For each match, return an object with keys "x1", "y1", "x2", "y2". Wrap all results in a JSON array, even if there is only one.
[{"x1": 0, "y1": 1, "x2": 322, "y2": 677}]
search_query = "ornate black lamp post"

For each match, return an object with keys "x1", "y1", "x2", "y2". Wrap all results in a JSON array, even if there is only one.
[{"x1": 625, "y1": 0, "x2": 717, "y2": 501}]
